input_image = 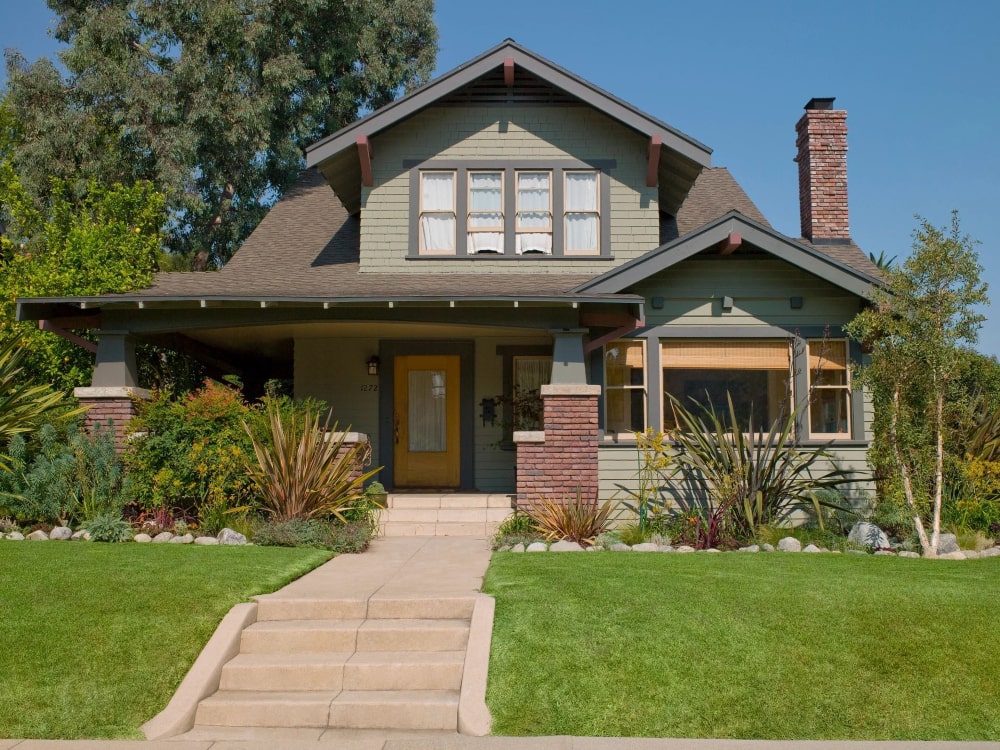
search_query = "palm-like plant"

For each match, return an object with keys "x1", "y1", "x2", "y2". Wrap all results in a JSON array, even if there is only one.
[
  {"x1": 665, "y1": 393, "x2": 851, "y2": 547},
  {"x1": 243, "y1": 401, "x2": 381, "y2": 522},
  {"x1": 0, "y1": 335, "x2": 86, "y2": 470},
  {"x1": 523, "y1": 491, "x2": 617, "y2": 547}
]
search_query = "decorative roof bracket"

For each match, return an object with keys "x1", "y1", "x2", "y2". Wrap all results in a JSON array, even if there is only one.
[
  {"x1": 646, "y1": 134, "x2": 662, "y2": 187},
  {"x1": 503, "y1": 56, "x2": 515, "y2": 87},
  {"x1": 357, "y1": 135, "x2": 374, "y2": 187}
]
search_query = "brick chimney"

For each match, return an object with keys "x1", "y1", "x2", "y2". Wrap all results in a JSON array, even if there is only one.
[{"x1": 795, "y1": 97, "x2": 849, "y2": 243}]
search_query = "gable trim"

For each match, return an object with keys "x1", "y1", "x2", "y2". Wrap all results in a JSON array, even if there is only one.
[{"x1": 574, "y1": 212, "x2": 882, "y2": 297}]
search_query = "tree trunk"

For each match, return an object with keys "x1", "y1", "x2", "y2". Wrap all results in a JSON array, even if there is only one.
[
  {"x1": 931, "y1": 389, "x2": 945, "y2": 554},
  {"x1": 891, "y1": 386, "x2": 932, "y2": 554}
]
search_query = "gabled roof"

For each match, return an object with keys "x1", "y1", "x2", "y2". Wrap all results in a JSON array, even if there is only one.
[
  {"x1": 305, "y1": 40, "x2": 712, "y2": 214},
  {"x1": 576, "y1": 211, "x2": 883, "y2": 297}
]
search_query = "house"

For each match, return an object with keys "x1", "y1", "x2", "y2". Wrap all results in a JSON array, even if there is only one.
[{"x1": 16, "y1": 40, "x2": 882, "y2": 519}]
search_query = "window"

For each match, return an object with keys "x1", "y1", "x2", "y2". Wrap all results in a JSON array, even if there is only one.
[
  {"x1": 512, "y1": 356, "x2": 552, "y2": 430},
  {"x1": 411, "y1": 162, "x2": 609, "y2": 257},
  {"x1": 807, "y1": 339, "x2": 851, "y2": 436},
  {"x1": 418, "y1": 171, "x2": 456, "y2": 254},
  {"x1": 661, "y1": 340, "x2": 791, "y2": 430},
  {"x1": 564, "y1": 171, "x2": 599, "y2": 254},
  {"x1": 468, "y1": 171, "x2": 504, "y2": 254},
  {"x1": 605, "y1": 340, "x2": 646, "y2": 433}
]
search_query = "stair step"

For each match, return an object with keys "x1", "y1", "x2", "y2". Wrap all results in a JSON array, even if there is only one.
[
  {"x1": 344, "y1": 651, "x2": 466, "y2": 690},
  {"x1": 195, "y1": 690, "x2": 337, "y2": 728},
  {"x1": 356, "y1": 618, "x2": 469, "y2": 652},
  {"x1": 367, "y1": 596, "x2": 475, "y2": 620},
  {"x1": 256, "y1": 597, "x2": 367, "y2": 621},
  {"x1": 328, "y1": 689, "x2": 459, "y2": 730},
  {"x1": 219, "y1": 652, "x2": 351, "y2": 692},
  {"x1": 240, "y1": 619, "x2": 362, "y2": 654}
]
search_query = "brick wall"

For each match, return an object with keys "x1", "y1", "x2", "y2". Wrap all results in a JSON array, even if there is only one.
[
  {"x1": 515, "y1": 385, "x2": 599, "y2": 504},
  {"x1": 796, "y1": 104, "x2": 849, "y2": 241},
  {"x1": 73, "y1": 388, "x2": 151, "y2": 452}
]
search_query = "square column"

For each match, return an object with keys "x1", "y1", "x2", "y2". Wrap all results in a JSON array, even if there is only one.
[{"x1": 73, "y1": 386, "x2": 151, "y2": 451}]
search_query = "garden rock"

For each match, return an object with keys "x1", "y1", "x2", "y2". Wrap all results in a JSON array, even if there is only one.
[
  {"x1": 874, "y1": 550, "x2": 895, "y2": 556},
  {"x1": 631, "y1": 542, "x2": 658, "y2": 552},
  {"x1": 937, "y1": 550, "x2": 966, "y2": 560},
  {"x1": 609, "y1": 543, "x2": 631, "y2": 552},
  {"x1": 550, "y1": 540, "x2": 584, "y2": 552},
  {"x1": 777, "y1": 537, "x2": 801, "y2": 552},
  {"x1": 962, "y1": 550, "x2": 980, "y2": 559},
  {"x1": 847, "y1": 521, "x2": 890, "y2": 549},
  {"x1": 526, "y1": 542, "x2": 547, "y2": 552},
  {"x1": 217, "y1": 528, "x2": 248, "y2": 545},
  {"x1": 980, "y1": 547, "x2": 1000, "y2": 558},
  {"x1": 675, "y1": 545, "x2": 695, "y2": 553},
  {"x1": 49, "y1": 526, "x2": 72, "y2": 541},
  {"x1": 71, "y1": 530, "x2": 89, "y2": 541},
  {"x1": 134, "y1": 533, "x2": 153, "y2": 543},
  {"x1": 937, "y1": 534, "x2": 960, "y2": 554},
  {"x1": 28, "y1": 530, "x2": 49, "y2": 541},
  {"x1": 586, "y1": 546, "x2": 598, "y2": 552},
  {"x1": 761, "y1": 543, "x2": 775, "y2": 552},
  {"x1": 152, "y1": 532, "x2": 173, "y2": 543},
  {"x1": 510, "y1": 544, "x2": 525, "y2": 553},
  {"x1": 170, "y1": 534, "x2": 194, "y2": 544},
  {"x1": 803, "y1": 544, "x2": 822, "y2": 553},
  {"x1": 657, "y1": 545, "x2": 674, "y2": 552},
  {"x1": 898, "y1": 551, "x2": 920, "y2": 558},
  {"x1": 7, "y1": 532, "x2": 24, "y2": 541},
  {"x1": 739, "y1": 545, "x2": 760, "y2": 552},
  {"x1": 195, "y1": 536, "x2": 219, "y2": 545}
]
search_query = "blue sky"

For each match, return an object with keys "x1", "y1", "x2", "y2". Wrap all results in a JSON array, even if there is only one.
[{"x1": 3, "y1": 1, "x2": 999, "y2": 355}]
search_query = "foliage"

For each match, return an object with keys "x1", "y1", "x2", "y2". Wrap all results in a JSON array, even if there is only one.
[
  {"x1": 868, "y1": 249, "x2": 898, "y2": 271},
  {"x1": 0, "y1": 336, "x2": 85, "y2": 463},
  {"x1": 85, "y1": 511, "x2": 133, "y2": 543},
  {"x1": 0, "y1": 178, "x2": 166, "y2": 389},
  {"x1": 490, "y1": 511, "x2": 540, "y2": 550},
  {"x1": 616, "y1": 428, "x2": 673, "y2": 531},
  {"x1": 522, "y1": 491, "x2": 617, "y2": 547},
  {"x1": 243, "y1": 399, "x2": 380, "y2": 522},
  {"x1": 253, "y1": 517, "x2": 375, "y2": 553},
  {"x1": 3, "y1": 0, "x2": 437, "y2": 267},
  {"x1": 661, "y1": 394, "x2": 850, "y2": 549},
  {"x1": 940, "y1": 457, "x2": 1000, "y2": 535},
  {"x1": 847, "y1": 213, "x2": 988, "y2": 555},
  {"x1": 0, "y1": 423, "x2": 127, "y2": 525}
]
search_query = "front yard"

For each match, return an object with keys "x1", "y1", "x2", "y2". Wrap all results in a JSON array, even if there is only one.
[
  {"x1": 0, "y1": 543, "x2": 330, "y2": 739},
  {"x1": 484, "y1": 552, "x2": 1000, "y2": 740}
]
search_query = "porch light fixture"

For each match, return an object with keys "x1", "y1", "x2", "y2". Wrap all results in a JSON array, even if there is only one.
[{"x1": 367, "y1": 355, "x2": 380, "y2": 376}]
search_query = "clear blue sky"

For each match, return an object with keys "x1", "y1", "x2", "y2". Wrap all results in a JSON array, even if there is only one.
[{"x1": 3, "y1": 1, "x2": 999, "y2": 355}]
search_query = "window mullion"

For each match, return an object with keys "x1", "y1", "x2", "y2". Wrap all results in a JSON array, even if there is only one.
[
  {"x1": 552, "y1": 167, "x2": 564, "y2": 257},
  {"x1": 504, "y1": 167, "x2": 515, "y2": 256}
]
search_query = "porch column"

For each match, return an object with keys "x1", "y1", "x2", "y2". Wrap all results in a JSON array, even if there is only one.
[
  {"x1": 73, "y1": 332, "x2": 150, "y2": 450},
  {"x1": 514, "y1": 330, "x2": 601, "y2": 504}
]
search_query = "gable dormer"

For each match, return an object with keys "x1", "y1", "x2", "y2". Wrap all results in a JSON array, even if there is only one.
[{"x1": 305, "y1": 40, "x2": 712, "y2": 273}]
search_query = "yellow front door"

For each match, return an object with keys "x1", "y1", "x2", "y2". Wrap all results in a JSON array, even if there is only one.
[{"x1": 393, "y1": 355, "x2": 461, "y2": 488}]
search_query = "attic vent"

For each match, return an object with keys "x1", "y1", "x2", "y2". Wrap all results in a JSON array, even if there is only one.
[{"x1": 439, "y1": 68, "x2": 578, "y2": 107}]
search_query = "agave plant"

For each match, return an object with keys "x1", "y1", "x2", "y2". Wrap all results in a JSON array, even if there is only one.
[
  {"x1": 243, "y1": 401, "x2": 381, "y2": 522},
  {"x1": 665, "y1": 393, "x2": 851, "y2": 547},
  {"x1": 523, "y1": 490, "x2": 617, "y2": 546}
]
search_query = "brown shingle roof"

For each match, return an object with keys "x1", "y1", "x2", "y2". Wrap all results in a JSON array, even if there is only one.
[{"x1": 676, "y1": 167, "x2": 771, "y2": 234}]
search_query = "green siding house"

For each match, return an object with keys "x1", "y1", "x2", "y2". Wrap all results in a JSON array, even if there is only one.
[{"x1": 17, "y1": 41, "x2": 882, "y2": 518}]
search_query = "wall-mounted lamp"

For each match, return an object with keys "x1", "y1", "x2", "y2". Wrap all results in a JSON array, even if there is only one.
[{"x1": 367, "y1": 355, "x2": 380, "y2": 376}]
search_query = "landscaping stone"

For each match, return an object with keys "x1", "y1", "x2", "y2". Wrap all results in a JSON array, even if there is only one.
[
  {"x1": 49, "y1": 526, "x2": 72, "y2": 541},
  {"x1": 71, "y1": 530, "x2": 88, "y2": 541},
  {"x1": 700, "y1": 548, "x2": 721, "y2": 553},
  {"x1": 28, "y1": 530, "x2": 49, "y2": 541},
  {"x1": 874, "y1": 550, "x2": 896, "y2": 556},
  {"x1": 962, "y1": 550, "x2": 980, "y2": 559},
  {"x1": 761, "y1": 543, "x2": 775, "y2": 552},
  {"x1": 550, "y1": 540, "x2": 584, "y2": 552},
  {"x1": 675, "y1": 545, "x2": 695, "y2": 553},
  {"x1": 980, "y1": 547, "x2": 1000, "y2": 558},
  {"x1": 7, "y1": 531, "x2": 24, "y2": 541},
  {"x1": 586, "y1": 546, "x2": 598, "y2": 552},
  {"x1": 631, "y1": 542, "x2": 658, "y2": 552},
  {"x1": 195, "y1": 536, "x2": 219, "y2": 545},
  {"x1": 937, "y1": 533, "x2": 960, "y2": 554},
  {"x1": 170, "y1": 533, "x2": 194, "y2": 544},
  {"x1": 217, "y1": 528, "x2": 248, "y2": 545},
  {"x1": 609, "y1": 543, "x2": 631, "y2": 552},
  {"x1": 898, "y1": 551, "x2": 920, "y2": 558},
  {"x1": 525, "y1": 542, "x2": 547, "y2": 552},
  {"x1": 133, "y1": 533, "x2": 152, "y2": 543},
  {"x1": 497, "y1": 544, "x2": 512, "y2": 552},
  {"x1": 657, "y1": 545, "x2": 674, "y2": 552},
  {"x1": 777, "y1": 537, "x2": 801, "y2": 552},
  {"x1": 739, "y1": 545, "x2": 760, "y2": 552},
  {"x1": 152, "y1": 532, "x2": 174, "y2": 543},
  {"x1": 937, "y1": 550, "x2": 966, "y2": 560},
  {"x1": 510, "y1": 544, "x2": 525, "y2": 553},
  {"x1": 847, "y1": 521, "x2": 890, "y2": 549},
  {"x1": 803, "y1": 544, "x2": 822, "y2": 553}
]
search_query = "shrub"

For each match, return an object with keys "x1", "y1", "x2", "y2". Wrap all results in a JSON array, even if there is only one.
[
  {"x1": 522, "y1": 491, "x2": 617, "y2": 547},
  {"x1": 244, "y1": 400, "x2": 380, "y2": 522},
  {"x1": 253, "y1": 517, "x2": 374, "y2": 553},
  {"x1": 490, "y1": 511, "x2": 540, "y2": 550},
  {"x1": 86, "y1": 511, "x2": 133, "y2": 542}
]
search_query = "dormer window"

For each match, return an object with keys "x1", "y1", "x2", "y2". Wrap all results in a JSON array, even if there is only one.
[{"x1": 409, "y1": 160, "x2": 612, "y2": 258}]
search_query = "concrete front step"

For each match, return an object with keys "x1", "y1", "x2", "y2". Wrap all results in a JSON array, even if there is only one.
[
  {"x1": 343, "y1": 651, "x2": 465, "y2": 690},
  {"x1": 241, "y1": 619, "x2": 361, "y2": 654},
  {"x1": 219, "y1": 652, "x2": 350, "y2": 692},
  {"x1": 256, "y1": 595, "x2": 476, "y2": 622},
  {"x1": 379, "y1": 494, "x2": 513, "y2": 538},
  {"x1": 195, "y1": 690, "x2": 338, "y2": 728},
  {"x1": 327, "y1": 689, "x2": 459, "y2": 730},
  {"x1": 356, "y1": 618, "x2": 470, "y2": 652}
]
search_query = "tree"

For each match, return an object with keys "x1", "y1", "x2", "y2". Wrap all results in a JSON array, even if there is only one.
[
  {"x1": 846, "y1": 213, "x2": 988, "y2": 556},
  {"x1": 3, "y1": 0, "x2": 436, "y2": 267}
]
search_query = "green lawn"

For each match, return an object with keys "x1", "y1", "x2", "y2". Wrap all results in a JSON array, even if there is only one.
[
  {"x1": 0, "y1": 543, "x2": 331, "y2": 739},
  {"x1": 484, "y1": 552, "x2": 1000, "y2": 740}
]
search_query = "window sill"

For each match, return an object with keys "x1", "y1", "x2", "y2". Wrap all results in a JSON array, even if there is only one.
[{"x1": 405, "y1": 254, "x2": 615, "y2": 261}]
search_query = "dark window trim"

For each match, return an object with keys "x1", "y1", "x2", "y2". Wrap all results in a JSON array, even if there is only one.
[
  {"x1": 495, "y1": 344, "x2": 552, "y2": 449},
  {"x1": 408, "y1": 159, "x2": 615, "y2": 258}
]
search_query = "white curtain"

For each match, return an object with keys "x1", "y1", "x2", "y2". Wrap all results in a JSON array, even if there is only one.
[
  {"x1": 422, "y1": 172, "x2": 454, "y2": 210},
  {"x1": 469, "y1": 172, "x2": 502, "y2": 210},
  {"x1": 565, "y1": 172, "x2": 598, "y2": 252},
  {"x1": 565, "y1": 214, "x2": 598, "y2": 252},
  {"x1": 468, "y1": 230, "x2": 504, "y2": 253},
  {"x1": 420, "y1": 172, "x2": 456, "y2": 252},
  {"x1": 517, "y1": 172, "x2": 550, "y2": 212},
  {"x1": 421, "y1": 215, "x2": 456, "y2": 252},
  {"x1": 408, "y1": 370, "x2": 447, "y2": 452},
  {"x1": 565, "y1": 172, "x2": 597, "y2": 211}
]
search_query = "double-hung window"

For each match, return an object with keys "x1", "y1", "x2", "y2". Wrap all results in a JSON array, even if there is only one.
[
  {"x1": 807, "y1": 339, "x2": 851, "y2": 437},
  {"x1": 564, "y1": 171, "x2": 600, "y2": 254},
  {"x1": 605, "y1": 340, "x2": 646, "y2": 433},
  {"x1": 418, "y1": 171, "x2": 457, "y2": 254},
  {"x1": 467, "y1": 171, "x2": 504, "y2": 254},
  {"x1": 515, "y1": 171, "x2": 553, "y2": 254}
]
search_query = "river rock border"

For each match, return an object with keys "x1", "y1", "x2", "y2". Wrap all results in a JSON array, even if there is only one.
[{"x1": 0, "y1": 527, "x2": 249, "y2": 546}]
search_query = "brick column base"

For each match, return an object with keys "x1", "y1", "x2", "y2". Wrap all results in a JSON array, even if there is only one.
[
  {"x1": 73, "y1": 387, "x2": 152, "y2": 452},
  {"x1": 514, "y1": 384, "x2": 600, "y2": 505},
  {"x1": 331, "y1": 432, "x2": 371, "y2": 483}
]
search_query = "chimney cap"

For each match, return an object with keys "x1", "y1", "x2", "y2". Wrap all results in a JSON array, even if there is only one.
[{"x1": 804, "y1": 97, "x2": 836, "y2": 111}]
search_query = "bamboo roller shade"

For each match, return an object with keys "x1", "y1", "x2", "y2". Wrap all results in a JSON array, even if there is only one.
[
  {"x1": 808, "y1": 340, "x2": 848, "y2": 371},
  {"x1": 661, "y1": 340, "x2": 790, "y2": 370},
  {"x1": 607, "y1": 341, "x2": 645, "y2": 368}
]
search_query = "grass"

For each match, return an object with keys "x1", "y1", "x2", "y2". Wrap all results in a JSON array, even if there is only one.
[
  {"x1": 0, "y1": 543, "x2": 331, "y2": 739},
  {"x1": 484, "y1": 552, "x2": 1000, "y2": 740}
]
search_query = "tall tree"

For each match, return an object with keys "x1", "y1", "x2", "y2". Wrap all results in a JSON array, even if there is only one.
[
  {"x1": 846, "y1": 213, "x2": 988, "y2": 556},
  {"x1": 3, "y1": 0, "x2": 437, "y2": 267}
]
